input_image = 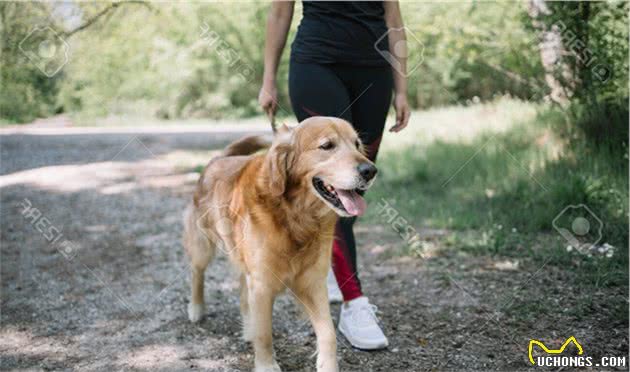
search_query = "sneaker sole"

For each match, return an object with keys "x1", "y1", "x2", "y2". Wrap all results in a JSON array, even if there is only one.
[{"x1": 338, "y1": 322, "x2": 389, "y2": 350}]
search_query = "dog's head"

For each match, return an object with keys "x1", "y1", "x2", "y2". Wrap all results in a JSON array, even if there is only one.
[{"x1": 266, "y1": 117, "x2": 377, "y2": 217}]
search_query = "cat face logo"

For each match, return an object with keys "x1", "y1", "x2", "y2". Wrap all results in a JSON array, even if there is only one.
[{"x1": 528, "y1": 336, "x2": 584, "y2": 365}]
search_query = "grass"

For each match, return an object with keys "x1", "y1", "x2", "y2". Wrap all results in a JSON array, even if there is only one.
[{"x1": 364, "y1": 98, "x2": 629, "y2": 291}]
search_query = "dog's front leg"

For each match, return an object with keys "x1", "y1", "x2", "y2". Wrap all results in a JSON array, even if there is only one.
[
  {"x1": 298, "y1": 281, "x2": 338, "y2": 372},
  {"x1": 249, "y1": 279, "x2": 281, "y2": 372}
]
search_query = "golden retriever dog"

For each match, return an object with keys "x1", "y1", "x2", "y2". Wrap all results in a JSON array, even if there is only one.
[{"x1": 183, "y1": 116, "x2": 378, "y2": 372}]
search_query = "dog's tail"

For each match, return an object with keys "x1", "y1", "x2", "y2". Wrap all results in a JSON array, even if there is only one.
[{"x1": 222, "y1": 135, "x2": 270, "y2": 157}]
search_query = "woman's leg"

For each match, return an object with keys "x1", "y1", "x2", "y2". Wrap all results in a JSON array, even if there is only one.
[
  {"x1": 290, "y1": 62, "x2": 393, "y2": 350},
  {"x1": 289, "y1": 62, "x2": 393, "y2": 304},
  {"x1": 289, "y1": 61, "x2": 352, "y2": 123},
  {"x1": 331, "y1": 65, "x2": 393, "y2": 301},
  {"x1": 289, "y1": 61, "x2": 364, "y2": 302},
  {"x1": 330, "y1": 65, "x2": 393, "y2": 350}
]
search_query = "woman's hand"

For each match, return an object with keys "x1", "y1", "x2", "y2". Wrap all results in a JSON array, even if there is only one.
[
  {"x1": 259, "y1": 1, "x2": 294, "y2": 120},
  {"x1": 258, "y1": 82, "x2": 278, "y2": 118},
  {"x1": 384, "y1": 1, "x2": 410, "y2": 133},
  {"x1": 389, "y1": 93, "x2": 410, "y2": 132}
]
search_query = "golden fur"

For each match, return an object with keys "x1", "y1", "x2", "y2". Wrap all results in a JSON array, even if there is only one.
[{"x1": 183, "y1": 116, "x2": 376, "y2": 372}]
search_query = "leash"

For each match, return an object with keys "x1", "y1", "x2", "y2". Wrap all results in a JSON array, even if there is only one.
[{"x1": 267, "y1": 110, "x2": 277, "y2": 134}]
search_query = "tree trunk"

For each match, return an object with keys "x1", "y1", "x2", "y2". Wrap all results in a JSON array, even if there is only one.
[{"x1": 528, "y1": 0, "x2": 575, "y2": 105}]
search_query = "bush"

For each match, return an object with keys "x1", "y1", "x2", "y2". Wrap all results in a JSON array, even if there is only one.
[
  {"x1": 0, "y1": 3, "x2": 63, "y2": 123},
  {"x1": 364, "y1": 100, "x2": 628, "y2": 287}
]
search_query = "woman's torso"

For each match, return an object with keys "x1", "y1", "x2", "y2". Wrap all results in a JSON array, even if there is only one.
[{"x1": 291, "y1": 1, "x2": 390, "y2": 66}]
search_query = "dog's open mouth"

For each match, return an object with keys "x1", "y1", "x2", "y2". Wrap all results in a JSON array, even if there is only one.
[{"x1": 312, "y1": 177, "x2": 367, "y2": 216}]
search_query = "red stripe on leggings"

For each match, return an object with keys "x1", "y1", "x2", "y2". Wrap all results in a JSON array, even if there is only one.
[
  {"x1": 332, "y1": 233, "x2": 363, "y2": 302},
  {"x1": 301, "y1": 105, "x2": 322, "y2": 117},
  {"x1": 330, "y1": 136, "x2": 383, "y2": 302},
  {"x1": 364, "y1": 135, "x2": 382, "y2": 161}
]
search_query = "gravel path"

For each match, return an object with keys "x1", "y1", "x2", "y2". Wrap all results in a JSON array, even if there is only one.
[{"x1": 1, "y1": 127, "x2": 627, "y2": 371}]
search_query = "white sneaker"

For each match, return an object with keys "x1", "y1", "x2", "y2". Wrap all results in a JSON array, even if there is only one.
[
  {"x1": 327, "y1": 269, "x2": 343, "y2": 303},
  {"x1": 338, "y1": 296, "x2": 389, "y2": 350}
]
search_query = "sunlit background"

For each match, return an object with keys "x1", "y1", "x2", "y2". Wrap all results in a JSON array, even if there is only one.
[{"x1": 1, "y1": 1, "x2": 628, "y2": 371}]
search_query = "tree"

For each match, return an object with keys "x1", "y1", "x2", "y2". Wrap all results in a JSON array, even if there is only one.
[{"x1": 527, "y1": 0, "x2": 574, "y2": 105}]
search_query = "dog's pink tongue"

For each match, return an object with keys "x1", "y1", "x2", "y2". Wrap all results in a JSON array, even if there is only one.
[{"x1": 336, "y1": 189, "x2": 367, "y2": 216}]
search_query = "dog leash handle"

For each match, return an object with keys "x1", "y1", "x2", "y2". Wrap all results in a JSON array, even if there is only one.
[{"x1": 267, "y1": 110, "x2": 277, "y2": 133}]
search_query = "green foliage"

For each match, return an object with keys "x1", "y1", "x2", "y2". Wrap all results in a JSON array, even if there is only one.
[
  {"x1": 2, "y1": 1, "x2": 627, "y2": 124},
  {"x1": 52, "y1": 2, "x2": 299, "y2": 121},
  {"x1": 0, "y1": 3, "x2": 63, "y2": 123},
  {"x1": 568, "y1": 98, "x2": 629, "y2": 158},
  {"x1": 364, "y1": 100, "x2": 628, "y2": 287},
  {"x1": 535, "y1": 2, "x2": 629, "y2": 152},
  {"x1": 402, "y1": 1, "x2": 546, "y2": 107},
  {"x1": 541, "y1": 1, "x2": 629, "y2": 101}
]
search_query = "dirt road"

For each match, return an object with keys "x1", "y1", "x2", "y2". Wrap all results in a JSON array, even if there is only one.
[{"x1": 1, "y1": 125, "x2": 626, "y2": 371}]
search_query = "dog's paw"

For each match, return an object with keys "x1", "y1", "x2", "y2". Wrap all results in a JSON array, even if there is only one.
[
  {"x1": 188, "y1": 303, "x2": 205, "y2": 323},
  {"x1": 254, "y1": 360, "x2": 282, "y2": 372}
]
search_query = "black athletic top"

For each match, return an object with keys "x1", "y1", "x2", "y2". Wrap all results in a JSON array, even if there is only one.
[{"x1": 291, "y1": 1, "x2": 390, "y2": 66}]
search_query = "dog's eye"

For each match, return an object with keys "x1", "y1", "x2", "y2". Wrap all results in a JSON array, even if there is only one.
[
  {"x1": 319, "y1": 141, "x2": 335, "y2": 151},
  {"x1": 355, "y1": 140, "x2": 361, "y2": 148}
]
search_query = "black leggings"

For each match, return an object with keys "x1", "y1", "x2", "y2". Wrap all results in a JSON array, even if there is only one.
[{"x1": 289, "y1": 61, "x2": 393, "y2": 300}]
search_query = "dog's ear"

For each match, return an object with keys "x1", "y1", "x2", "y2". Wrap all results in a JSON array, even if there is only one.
[
  {"x1": 276, "y1": 122, "x2": 292, "y2": 136},
  {"x1": 267, "y1": 137, "x2": 294, "y2": 197}
]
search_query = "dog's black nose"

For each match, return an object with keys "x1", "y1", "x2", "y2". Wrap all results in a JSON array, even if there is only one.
[{"x1": 358, "y1": 162, "x2": 377, "y2": 181}]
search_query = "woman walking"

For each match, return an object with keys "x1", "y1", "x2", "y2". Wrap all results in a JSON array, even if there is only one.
[{"x1": 258, "y1": 1, "x2": 410, "y2": 350}]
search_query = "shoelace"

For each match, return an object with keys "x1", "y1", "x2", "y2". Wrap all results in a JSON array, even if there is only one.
[{"x1": 350, "y1": 304, "x2": 380, "y2": 328}]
